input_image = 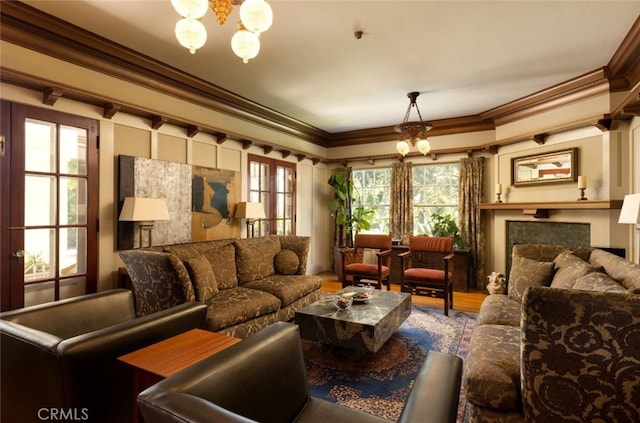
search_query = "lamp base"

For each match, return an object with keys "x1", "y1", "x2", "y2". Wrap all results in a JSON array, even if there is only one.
[
  {"x1": 138, "y1": 221, "x2": 155, "y2": 248},
  {"x1": 578, "y1": 188, "x2": 587, "y2": 201}
]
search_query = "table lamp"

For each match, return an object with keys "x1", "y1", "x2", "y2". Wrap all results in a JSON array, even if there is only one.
[
  {"x1": 619, "y1": 193, "x2": 640, "y2": 263},
  {"x1": 119, "y1": 197, "x2": 170, "y2": 247},
  {"x1": 234, "y1": 202, "x2": 266, "y2": 238}
]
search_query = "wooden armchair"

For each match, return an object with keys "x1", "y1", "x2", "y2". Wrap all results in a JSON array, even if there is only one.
[
  {"x1": 399, "y1": 236, "x2": 455, "y2": 316},
  {"x1": 340, "y1": 234, "x2": 392, "y2": 290}
]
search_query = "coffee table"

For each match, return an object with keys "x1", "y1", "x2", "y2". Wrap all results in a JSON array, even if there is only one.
[
  {"x1": 118, "y1": 329, "x2": 240, "y2": 422},
  {"x1": 294, "y1": 288, "x2": 411, "y2": 354}
]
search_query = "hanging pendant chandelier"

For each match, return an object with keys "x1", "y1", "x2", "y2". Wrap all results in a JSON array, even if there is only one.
[
  {"x1": 395, "y1": 92, "x2": 433, "y2": 157},
  {"x1": 171, "y1": 0, "x2": 273, "y2": 62}
]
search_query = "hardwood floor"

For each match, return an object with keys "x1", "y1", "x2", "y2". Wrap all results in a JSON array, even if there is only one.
[{"x1": 315, "y1": 272, "x2": 486, "y2": 314}]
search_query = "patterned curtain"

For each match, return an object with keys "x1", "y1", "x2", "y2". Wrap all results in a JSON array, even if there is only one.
[
  {"x1": 459, "y1": 157, "x2": 485, "y2": 289},
  {"x1": 390, "y1": 162, "x2": 413, "y2": 244}
]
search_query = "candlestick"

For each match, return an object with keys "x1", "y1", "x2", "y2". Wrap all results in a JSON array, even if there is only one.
[
  {"x1": 495, "y1": 184, "x2": 503, "y2": 203},
  {"x1": 578, "y1": 176, "x2": 587, "y2": 189},
  {"x1": 577, "y1": 176, "x2": 587, "y2": 200}
]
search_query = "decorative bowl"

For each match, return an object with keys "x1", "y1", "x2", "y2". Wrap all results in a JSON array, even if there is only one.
[{"x1": 336, "y1": 295, "x2": 353, "y2": 310}]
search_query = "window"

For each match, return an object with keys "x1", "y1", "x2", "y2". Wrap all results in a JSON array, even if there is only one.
[
  {"x1": 412, "y1": 163, "x2": 460, "y2": 235},
  {"x1": 248, "y1": 154, "x2": 296, "y2": 236},
  {"x1": 352, "y1": 167, "x2": 392, "y2": 234}
]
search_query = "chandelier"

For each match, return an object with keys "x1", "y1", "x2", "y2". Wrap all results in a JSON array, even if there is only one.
[
  {"x1": 170, "y1": 0, "x2": 273, "y2": 63},
  {"x1": 395, "y1": 92, "x2": 433, "y2": 156}
]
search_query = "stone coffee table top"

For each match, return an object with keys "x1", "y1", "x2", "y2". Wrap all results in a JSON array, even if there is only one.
[{"x1": 294, "y1": 288, "x2": 411, "y2": 354}]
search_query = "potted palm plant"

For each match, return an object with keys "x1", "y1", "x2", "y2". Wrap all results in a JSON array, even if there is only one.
[{"x1": 328, "y1": 170, "x2": 374, "y2": 278}]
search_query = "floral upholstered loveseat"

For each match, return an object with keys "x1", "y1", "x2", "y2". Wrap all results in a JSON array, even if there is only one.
[
  {"x1": 464, "y1": 244, "x2": 640, "y2": 422},
  {"x1": 120, "y1": 235, "x2": 322, "y2": 338}
]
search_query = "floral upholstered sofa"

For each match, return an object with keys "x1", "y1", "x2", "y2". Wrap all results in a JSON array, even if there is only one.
[
  {"x1": 120, "y1": 235, "x2": 322, "y2": 338},
  {"x1": 464, "y1": 244, "x2": 640, "y2": 422}
]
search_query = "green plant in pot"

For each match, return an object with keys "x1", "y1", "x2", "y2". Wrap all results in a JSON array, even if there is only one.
[
  {"x1": 430, "y1": 213, "x2": 464, "y2": 249},
  {"x1": 328, "y1": 171, "x2": 374, "y2": 248}
]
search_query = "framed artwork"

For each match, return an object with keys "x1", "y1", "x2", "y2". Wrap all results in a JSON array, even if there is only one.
[
  {"x1": 117, "y1": 156, "x2": 240, "y2": 249},
  {"x1": 191, "y1": 166, "x2": 240, "y2": 241},
  {"x1": 511, "y1": 148, "x2": 577, "y2": 186}
]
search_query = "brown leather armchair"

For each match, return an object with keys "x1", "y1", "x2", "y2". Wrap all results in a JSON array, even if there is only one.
[
  {"x1": 0, "y1": 289, "x2": 207, "y2": 423},
  {"x1": 138, "y1": 321, "x2": 463, "y2": 423},
  {"x1": 340, "y1": 234, "x2": 392, "y2": 290}
]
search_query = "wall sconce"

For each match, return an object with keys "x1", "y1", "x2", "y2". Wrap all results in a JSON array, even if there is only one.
[
  {"x1": 234, "y1": 201, "x2": 266, "y2": 238},
  {"x1": 119, "y1": 197, "x2": 170, "y2": 248}
]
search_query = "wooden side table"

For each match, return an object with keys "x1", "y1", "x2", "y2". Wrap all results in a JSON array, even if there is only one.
[{"x1": 119, "y1": 329, "x2": 240, "y2": 422}]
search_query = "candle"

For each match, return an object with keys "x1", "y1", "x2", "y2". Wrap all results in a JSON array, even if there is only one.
[
  {"x1": 495, "y1": 183, "x2": 502, "y2": 194},
  {"x1": 578, "y1": 176, "x2": 587, "y2": 189}
]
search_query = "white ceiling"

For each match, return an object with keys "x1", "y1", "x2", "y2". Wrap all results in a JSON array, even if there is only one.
[{"x1": 21, "y1": 1, "x2": 640, "y2": 133}]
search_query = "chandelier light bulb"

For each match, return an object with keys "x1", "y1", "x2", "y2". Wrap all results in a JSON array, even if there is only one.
[
  {"x1": 240, "y1": 0, "x2": 273, "y2": 35},
  {"x1": 171, "y1": 0, "x2": 209, "y2": 19},
  {"x1": 396, "y1": 141, "x2": 410, "y2": 157},
  {"x1": 231, "y1": 25, "x2": 261, "y2": 63},
  {"x1": 175, "y1": 18, "x2": 207, "y2": 54},
  {"x1": 417, "y1": 139, "x2": 431, "y2": 155}
]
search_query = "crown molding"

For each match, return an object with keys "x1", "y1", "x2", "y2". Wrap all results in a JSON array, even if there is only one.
[
  {"x1": 0, "y1": 1, "x2": 332, "y2": 146},
  {"x1": 2, "y1": 2, "x2": 640, "y2": 152}
]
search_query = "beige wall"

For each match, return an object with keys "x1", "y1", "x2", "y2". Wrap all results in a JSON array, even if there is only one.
[{"x1": 2, "y1": 38, "x2": 639, "y2": 292}]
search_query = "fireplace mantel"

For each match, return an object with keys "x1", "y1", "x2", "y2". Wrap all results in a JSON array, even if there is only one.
[{"x1": 477, "y1": 200, "x2": 623, "y2": 218}]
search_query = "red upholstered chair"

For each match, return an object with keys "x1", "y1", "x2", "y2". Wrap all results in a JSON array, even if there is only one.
[
  {"x1": 340, "y1": 234, "x2": 392, "y2": 290},
  {"x1": 400, "y1": 236, "x2": 455, "y2": 316}
]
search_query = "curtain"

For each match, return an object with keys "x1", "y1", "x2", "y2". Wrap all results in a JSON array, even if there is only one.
[
  {"x1": 390, "y1": 162, "x2": 413, "y2": 244},
  {"x1": 459, "y1": 157, "x2": 485, "y2": 289}
]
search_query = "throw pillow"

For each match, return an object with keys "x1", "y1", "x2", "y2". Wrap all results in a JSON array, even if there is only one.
[
  {"x1": 508, "y1": 256, "x2": 555, "y2": 303},
  {"x1": 185, "y1": 255, "x2": 218, "y2": 302},
  {"x1": 204, "y1": 244, "x2": 238, "y2": 290},
  {"x1": 167, "y1": 254, "x2": 196, "y2": 302},
  {"x1": 234, "y1": 235, "x2": 281, "y2": 283},
  {"x1": 551, "y1": 250, "x2": 597, "y2": 290},
  {"x1": 274, "y1": 249, "x2": 300, "y2": 275}
]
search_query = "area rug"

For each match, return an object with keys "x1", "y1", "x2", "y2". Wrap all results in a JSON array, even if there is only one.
[{"x1": 302, "y1": 305, "x2": 476, "y2": 422}]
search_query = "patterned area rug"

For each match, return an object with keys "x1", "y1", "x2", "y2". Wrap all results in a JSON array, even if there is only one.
[{"x1": 302, "y1": 305, "x2": 476, "y2": 422}]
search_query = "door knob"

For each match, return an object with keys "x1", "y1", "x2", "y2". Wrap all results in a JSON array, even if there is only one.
[{"x1": 12, "y1": 250, "x2": 24, "y2": 263}]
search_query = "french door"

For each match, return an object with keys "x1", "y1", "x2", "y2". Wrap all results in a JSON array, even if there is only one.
[
  {"x1": 248, "y1": 154, "x2": 296, "y2": 236},
  {"x1": 0, "y1": 102, "x2": 98, "y2": 311}
]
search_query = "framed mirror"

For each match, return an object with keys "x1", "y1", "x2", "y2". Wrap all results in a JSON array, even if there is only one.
[{"x1": 511, "y1": 148, "x2": 577, "y2": 186}]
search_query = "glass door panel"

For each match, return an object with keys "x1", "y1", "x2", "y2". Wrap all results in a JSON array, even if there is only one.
[
  {"x1": 22, "y1": 117, "x2": 92, "y2": 307},
  {"x1": 3, "y1": 103, "x2": 98, "y2": 311}
]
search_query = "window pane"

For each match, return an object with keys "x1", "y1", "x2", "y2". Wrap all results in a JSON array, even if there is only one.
[
  {"x1": 25, "y1": 281, "x2": 55, "y2": 307},
  {"x1": 250, "y1": 162, "x2": 261, "y2": 190},
  {"x1": 352, "y1": 167, "x2": 392, "y2": 234},
  {"x1": 60, "y1": 177, "x2": 87, "y2": 225},
  {"x1": 60, "y1": 276, "x2": 86, "y2": 300},
  {"x1": 60, "y1": 227, "x2": 86, "y2": 276},
  {"x1": 25, "y1": 175, "x2": 56, "y2": 226},
  {"x1": 60, "y1": 125, "x2": 88, "y2": 175},
  {"x1": 25, "y1": 119, "x2": 56, "y2": 173},
  {"x1": 412, "y1": 163, "x2": 460, "y2": 236},
  {"x1": 24, "y1": 228, "x2": 56, "y2": 282},
  {"x1": 260, "y1": 163, "x2": 269, "y2": 190}
]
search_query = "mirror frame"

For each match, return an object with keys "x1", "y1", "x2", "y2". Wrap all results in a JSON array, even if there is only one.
[{"x1": 511, "y1": 148, "x2": 577, "y2": 187}]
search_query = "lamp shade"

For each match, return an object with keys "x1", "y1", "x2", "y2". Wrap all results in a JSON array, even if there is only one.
[
  {"x1": 618, "y1": 193, "x2": 640, "y2": 224},
  {"x1": 240, "y1": 0, "x2": 273, "y2": 35},
  {"x1": 119, "y1": 197, "x2": 171, "y2": 222},
  {"x1": 175, "y1": 18, "x2": 207, "y2": 54},
  {"x1": 171, "y1": 0, "x2": 208, "y2": 19},
  {"x1": 234, "y1": 202, "x2": 266, "y2": 219},
  {"x1": 231, "y1": 25, "x2": 260, "y2": 63}
]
